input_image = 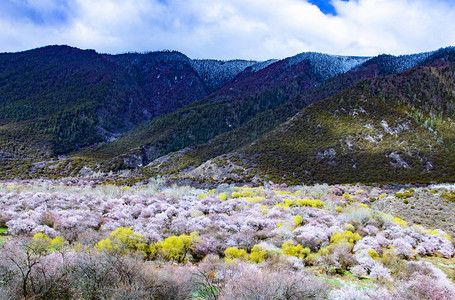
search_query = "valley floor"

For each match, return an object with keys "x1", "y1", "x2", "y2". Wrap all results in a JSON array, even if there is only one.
[{"x1": 0, "y1": 179, "x2": 454, "y2": 299}]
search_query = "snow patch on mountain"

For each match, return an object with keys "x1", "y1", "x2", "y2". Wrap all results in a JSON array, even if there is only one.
[
  {"x1": 364, "y1": 51, "x2": 435, "y2": 75},
  {"x1": 191, "y1": 59, "x2": 258, "y2": 92},
  {"x1": 284, "y1": 52, "x2": 370, "y2": 82}
]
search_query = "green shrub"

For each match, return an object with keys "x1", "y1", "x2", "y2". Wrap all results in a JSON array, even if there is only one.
[{"x1": 395, "y1": 189, "x2": 415, "y2": 199}]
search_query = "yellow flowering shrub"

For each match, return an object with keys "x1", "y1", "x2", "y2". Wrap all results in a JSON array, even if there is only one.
[
  {"x1": 393, "y1": 217, "x2": 408, "y2": 227},
  {"x1": 275, "y1": 198, "x2": 323, "y2": 209},
  {"x1": 224, "y1": 247, "x2": 248, "y2": 263},
  {"x1": 282, "y1": 241, "x2": 310, "y2": 259},
  {"x1": 293, "y1": 215, "x2": 303, "y2": 226},
  {"x1": 156, "y1": 232, "x2": 199, "y2": 263},
  {"x1": 330, "y1": 230, "x2": 361, "y2": 246},
  {"x1": 250, "y1": 245, "x2": 267, "y2": 263},
  {"x1": 31, "y1": 233, "x2": 67, "y2": 254},
  {"x1": 95, "y1": 226, "x2": 146, "y2": 255},
  {"x1": 367, "y1": 249, "x2": 380, "y2": 260}
]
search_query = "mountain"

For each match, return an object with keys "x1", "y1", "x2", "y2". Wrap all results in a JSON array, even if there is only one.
[
  {"x1": 140, "y1": 51, "x2": 434, "y2": 178},
  {"x1": 201, "y1": 52, "x2": 367, "y2": 104},
  {"x1": 190, "y1": 59, "x2": 275, "y2": 93},
  {"x1": 82, "y1": 52, "x2": 368, "y2": 171},
  {"x1": 1, "y1": 45, "x2": 454, "y2": 185},
  {"x1": 0, "y1": 45, "x2": 268, "y2": 179},
  {"x1": 0, "y1": 45, "x2": 146, "y2": 155},
  {"x1": 102, "y1": 51, "x2": 209, "y2": 119},
  {"x1": 184, "y1": 48, "x2": 455, "y2": 185},
  {"x1": 0, "y1": 46, "x2": 265, "y2": 176}
]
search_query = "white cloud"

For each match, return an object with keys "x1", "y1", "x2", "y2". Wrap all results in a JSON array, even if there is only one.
[{"x1": 0, "y1": 0, "x2": 454, "y2": 59}]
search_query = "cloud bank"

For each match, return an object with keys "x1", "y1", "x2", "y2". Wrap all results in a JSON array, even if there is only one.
[{"x1": 0, "y1": 0, "x2": 454, "y2": 60}]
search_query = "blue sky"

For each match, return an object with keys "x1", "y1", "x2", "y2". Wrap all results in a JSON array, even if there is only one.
[
  {"x1": 0, "y1": 0, "x2": 454, "y2": 60},
  {"x1": 308, "y1": 0, "x2": 347, "y2": 15}
]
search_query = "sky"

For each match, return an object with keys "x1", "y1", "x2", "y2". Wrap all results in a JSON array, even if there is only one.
[{"x1": 0, "y1": 0, "x2": 454, "y2": 60}]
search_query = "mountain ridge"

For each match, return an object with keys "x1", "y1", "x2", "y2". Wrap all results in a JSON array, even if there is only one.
[
  {"x1": 184, "y1": 49, "x2": 455, "y2": 185},
  {"x1": 0, "y1": 45, "x2": 264, "y2": 156},
  {"x1": 1, "y1": 45, "x2": 454, "y2": 185},
  {"x1": 137, "y1": 49, "x2": 440, "y2": 181},
  {"x1": 82, "y1": 50, "x2": 369, "y2": 170}
]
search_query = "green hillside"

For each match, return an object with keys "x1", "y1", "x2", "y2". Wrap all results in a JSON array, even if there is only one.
[
  {"x1": 239, "y1": 59, "x2": 455, "y2": 184},
  {"x1": 82, "y1": 53, "x2": 366, "y2": 170},
  {"x1": 141, "y1": 51, "x2": 437, "y2": 177},
  {"x1": 0, "y1": 45, "x2": 149, "y2": 156},
  {"x1": 2, "y1": 45, "x2": 453, "y2": 185}
]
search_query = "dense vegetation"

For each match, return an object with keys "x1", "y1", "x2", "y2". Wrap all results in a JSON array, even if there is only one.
[
  {"x1": 0, "y1": 180, "x2": 454, "y2": 299},
  {"x1": 2, "y1": 46, "x2": 455, "y2": 300},
  {"x1": 0, "y1": 45, "x2": 256, "y2": 165},
  {"x1": 83, "y1": 53, "x2": 367, "y2": 168},
  {"x1": 141, "y1": 50, "x2": 435, "y2": 177},
  {"x1": 1, "y1": 46, "x2": 455, "y2": 186},
  {"x1": 0, "y1": 46, "x2": 121, "y2": 154},
  {"x1": 238, "y1": 52, "x2": 455, "y2": 185}
]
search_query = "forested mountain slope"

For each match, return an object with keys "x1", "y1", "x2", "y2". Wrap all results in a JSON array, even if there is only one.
[
  {"x1": 142, "y1": 51, "x2": 435, "y2": 178},
  {"x1": 220, "y1": 48, "x2": 455, "y2": 184},
  {"x1": 86, "y1": 52, "x2": 368, "y2": 170},
  {"x1": 2, "y1": 45, "x2": 453, "y2": 185}
]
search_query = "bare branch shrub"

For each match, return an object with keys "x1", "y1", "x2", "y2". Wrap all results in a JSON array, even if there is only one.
[{"x1": 219, "y1": 263, "x2": 328, "y2": 300}]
